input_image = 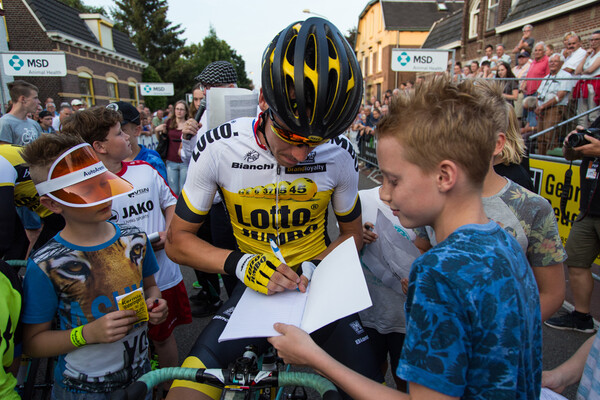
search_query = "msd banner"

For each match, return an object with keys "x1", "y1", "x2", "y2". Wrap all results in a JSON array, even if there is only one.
[
  {"x1": 139, "y1": 83, "x2": 174, "y2": 96},
  {"x1": 1, "y1": 52, "x2": 67, "y2": 76},
  {"x1": 391, "y1": 49, "x2": 449, "y2": 72}
]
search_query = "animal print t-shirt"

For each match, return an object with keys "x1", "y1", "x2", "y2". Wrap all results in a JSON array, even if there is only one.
[{"x1": 22, "y1": 223, "x2": 159, "y2": 393}]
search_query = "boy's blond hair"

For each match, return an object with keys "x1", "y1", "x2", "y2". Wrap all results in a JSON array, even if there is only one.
[
  {"x1": 20, "y1": 134, "x2": 86, "y2": 185},
  {"x1": 472, "y1": 80, "x2": 525, "y2": 165},
  {"x1": 376, "y1": 76, "x2": 496, "y2": 185}
]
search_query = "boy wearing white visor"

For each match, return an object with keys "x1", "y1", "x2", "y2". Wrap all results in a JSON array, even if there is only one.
[{"x1": 19, "y1": 134, "x2": 168, "y2": 399}]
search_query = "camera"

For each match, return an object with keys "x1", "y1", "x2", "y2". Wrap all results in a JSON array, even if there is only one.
[{"x1": 565, "y1": 128, "x2": 600, "y2": 148}]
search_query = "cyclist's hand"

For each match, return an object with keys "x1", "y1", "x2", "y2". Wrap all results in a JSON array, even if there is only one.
[
  {"x1": 147, "y1": 297, "x2": 168, "y2": 325},
  {"x1": 84, "y1": 310, "x2": 138, "y2": 344},
  {"x1": 363, "y1": 222, "x2": 377, "y2": 244},
  {"x1": 226, "y1": 252, "x2": 301, "y2": 295},
  {"x1": 151, "y1": 231, "x2": 167, "y2": 251},
  {"x1": 269, "y1": 323, "x2": 325, "y2": 367}
]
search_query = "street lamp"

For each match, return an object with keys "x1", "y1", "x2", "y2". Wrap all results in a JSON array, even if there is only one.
[{"x1": 302, "y1": 9, "x2": 328, "y2": 19}]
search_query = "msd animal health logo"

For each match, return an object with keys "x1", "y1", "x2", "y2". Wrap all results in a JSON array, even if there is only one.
[
  {"x1": 397, "y1": 52, "x2": 411, "y2": 67},
  {"x1": 8, "y1": 55, "x2": 25, "y2": 71}
]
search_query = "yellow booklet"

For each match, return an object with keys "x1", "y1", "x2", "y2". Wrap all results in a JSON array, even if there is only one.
[{"x1": 116, "y1": 288, "x2": 149, "y2": 322}]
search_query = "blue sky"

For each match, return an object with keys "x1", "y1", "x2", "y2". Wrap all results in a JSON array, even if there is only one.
[{"x1": 93, "y1": 0, "x2": 370, "y2": 88}]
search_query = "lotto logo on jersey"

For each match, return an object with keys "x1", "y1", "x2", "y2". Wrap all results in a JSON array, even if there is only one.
[{"x1": 237, "y1": 178, "x2": 317, "y2": 202}]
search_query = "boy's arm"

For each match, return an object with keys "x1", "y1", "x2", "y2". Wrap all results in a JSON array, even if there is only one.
[
  {"x1": 269, "y1": 324, "x2": 457, "y2": 400},
  {"x1": 542, "y1": 333, "x2": 596, "y2": 393},
  {"x1": 23, "y1": 310, "x2": 138, "y2": 358},
  {"x1": 153, "y1": 204, "x2": 175, "y2": 251},
  {"x1": 532, "y1": 264, "x2": 565, "y2": 321}
]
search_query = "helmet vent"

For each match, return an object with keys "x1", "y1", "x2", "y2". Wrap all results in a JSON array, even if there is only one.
[
  {"x1": 286, "y1": 36, "x2": 297, "y2": 66},
  {"x1": 306, "y1": 35, "x2": 316, "y2": 70},
  {"x1": 325, "y1": 69, "x2": 338, "y2": 117}
]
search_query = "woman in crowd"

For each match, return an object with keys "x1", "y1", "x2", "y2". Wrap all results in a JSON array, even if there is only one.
[
  {"x1": 156, "y1": 100, "x2": 189, "y2": 195},
  {"x1": 498, "y1": 61, "x2": 519, "y2": 105}
]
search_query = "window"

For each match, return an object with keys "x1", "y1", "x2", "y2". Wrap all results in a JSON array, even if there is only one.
[
  {"x1": 129, "y1": 82, "x2": 139, "y2": 107},
  {"x1": 469, "y1": 0, "x2": 480, "y2": 39},
  {"x1": 107, "y1": 77, "x2": 119, "y2": 103},
  {"x1": 78, "y1": 72, "x2": 95, "y2": 106},
  {"x1": 486, "y1": 0, "x2": 498, "y2": 31},
  {"x1": 378, "y1": 45, "x2": 383, "y2": 72},
  {"x1": 372, "y1": 51, "x2": 378, "y2": 75},
  {"x1": 364, "y1": 56, "x2": 369, "y2": 76}
]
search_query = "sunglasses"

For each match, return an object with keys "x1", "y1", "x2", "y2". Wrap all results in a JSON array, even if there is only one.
[{"x1": 267, "y1": 109, "x2": 323, "y2": 147}]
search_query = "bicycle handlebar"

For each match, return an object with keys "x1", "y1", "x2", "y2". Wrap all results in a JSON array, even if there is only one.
[{"x1": 110, "y1": 367, "x2": 340, "y2": 400}]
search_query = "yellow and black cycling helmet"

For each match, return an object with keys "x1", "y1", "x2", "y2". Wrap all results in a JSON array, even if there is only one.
[{"x1": 261, "y1": 17, "x2": 363, "y2": 143}]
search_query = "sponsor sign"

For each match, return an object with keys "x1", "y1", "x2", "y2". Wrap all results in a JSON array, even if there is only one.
[
  {"x1": 391, "y1": 49, "x2": 449, "y2": 72},
  {"x1": 1, "y1": 52, "x2": 67, "y2": 76},
  {"x1": 139, "y1": 82, "x2": 174, "y2": 96}
]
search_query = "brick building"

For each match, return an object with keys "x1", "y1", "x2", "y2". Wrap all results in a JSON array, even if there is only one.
[
  {"x1": 3, "y1": 0, "x2": 147, "y2": 107},
  {"x1": 355, "y1": 0, "x2": 463, "y2": 102},
  {"x1": 423, "y1": 0, "x2": 600, "y2": 66}
]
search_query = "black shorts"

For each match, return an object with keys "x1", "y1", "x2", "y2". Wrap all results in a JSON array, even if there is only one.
[{"x1": 173, "y1": 282, "x2": 384, "y2": 399}]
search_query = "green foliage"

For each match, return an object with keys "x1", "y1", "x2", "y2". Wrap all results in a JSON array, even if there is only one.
[
  {"x1": 345, "y1": 26, "x2": 358, "y2": 49},
  {"x1": 141, "y1": 66, "x2": 167, "y2": 111},
  {"x1": 57, "y1": 0, "x2": 107, "y2": 15}
]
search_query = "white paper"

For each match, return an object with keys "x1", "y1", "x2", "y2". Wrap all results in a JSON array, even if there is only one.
[
  {"x1": 206, "y1": 88, "x2": 258, "y2": 130},
  {"x1": 219, "y1": 237, "x2": 372, "y2": 342},
  {"x1": 540, "y1": 388, "x2": 568, "y2": 400},
  {"x1": 360, "y1": 209, "x2": 420, "y2": 294}
]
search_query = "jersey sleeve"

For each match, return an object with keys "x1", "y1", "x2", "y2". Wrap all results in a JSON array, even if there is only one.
[
  {"x1": 331, "y1": 140, "x2": 361, "y2": 223},
  {"x1": 22, "y1": 258, "x2": 59, "y2": 324},
  {"x1": 176, "y1": 141, "x2": 219, "y2": 224}
]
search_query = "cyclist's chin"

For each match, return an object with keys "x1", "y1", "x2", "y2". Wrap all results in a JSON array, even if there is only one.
[{"x1": 276, "y1": 155, "x2": 300, "y2": 168}]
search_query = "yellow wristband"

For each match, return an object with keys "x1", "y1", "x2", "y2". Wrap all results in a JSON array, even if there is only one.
[{"x1": 70, "y1": 325, "x2": 87, "y2": 348}]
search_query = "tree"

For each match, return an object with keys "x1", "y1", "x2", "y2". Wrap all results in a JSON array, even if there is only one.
[
  {"x1": 110, "y1": 0, "x2": 185, "y2": 80},
  {"x1": 57, "y1": 0, "x2": 107, "y2": 16},
  {"x1": 163, "y1": 27, "x2": 253, "y2": 101},
  {"x1": 345, "y1": 26, "x2": 358, "y2": 50}
]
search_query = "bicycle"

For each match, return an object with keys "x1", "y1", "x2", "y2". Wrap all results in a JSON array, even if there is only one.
[{"x1": 111, "y1": 346, "x2": 341, "y2": 400}]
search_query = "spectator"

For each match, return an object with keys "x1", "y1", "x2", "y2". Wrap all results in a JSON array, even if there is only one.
[
  {"x1": 38, "y1": 110, "x2": 55, "y2": 134},
  {"x1": 462, "y1": 65, "x2": 471, "y2": 77},
  {"x1": 562, "y1": 31, "x2": 577, "y2": 60},
  {"x1": 563, "y1": 33, "x2": 588, "y2": 75},
  {"x1": 481, "y1": 44, "x2": 495, "y2": 66},
  {"x1": 392, "y1": 87, "x2": 401, "y2": 97},
  {"x1": 452, "y1": 61, "x2": 465, "y2": 82},
  {"x1": 545, "y1": 43, "x2": 555, "y2": 58},
  {"x1": 188, "y1": 82, "x2": 204, "y2": 121},
  {"x1": 51, "y1": 104, "x2": 73, "y2": 132},
  {"x1": 535, "y1": 53, "x2": 572, "y2": 155},
  {"x1": 110, "y1": 101, "x2": 168, "y2": 182},
  {"x1": 513, "y1": 52, "x2": 533, "y2": 118},
  {"x1": 20, "y1": 133, "x2": 167, "y2": 399},
  {"x1": 512, "y1": 24, "x2": 535, "y2": 55},
  {"x1": 498, "y1": 61, "x2": 519, "y2": 105},
  {"x1": 574, "y1": 30, "x2": 600, "y2": 128},
  {"x1": 521, "y1": 95, "x2": 539, "y2": 140},
  {"x1": 469, "y1": 60, "x2": 480, "y2": 77},
  {"x1": 70, "y1": 99, "x2": 84, "y2": 111},
  {"x1": 45, "y1": 101, "x2": 57, "y2": 117},
  {"x1": 155, "y1": 100, "x2": 188, "y2": 195},
  {"x1": 525, "y1": 42, "x2": 550, "y2": 96},
  {"x1": 545, "y1": 117, "x2": 600, "y2": 334},
  {"x1": 491, "y1": 44, "x2": 512, "y2": 72},
  {"x1": 152, "y1": 109, "x2": 164, "y2": 127},
  {"x1": 479, "y1": 60, "x2": 494, "y2": 78},
  {"x1": 0, "y1": 80, "x2": 42, "y2": 145}
]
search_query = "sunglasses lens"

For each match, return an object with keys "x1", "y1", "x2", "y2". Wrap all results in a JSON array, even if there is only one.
[{"x1": 268, "y1": 110, "x2": 322, "y2": 147}]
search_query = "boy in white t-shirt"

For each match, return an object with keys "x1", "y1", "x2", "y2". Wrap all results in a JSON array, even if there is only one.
[{"x1": 62, "y1": 105, "x2": 192, "y2": 398}]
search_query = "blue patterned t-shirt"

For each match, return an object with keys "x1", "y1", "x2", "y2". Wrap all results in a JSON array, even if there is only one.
[{"x1": 397, "y1": 221, "x2": 542, "y2": 399}]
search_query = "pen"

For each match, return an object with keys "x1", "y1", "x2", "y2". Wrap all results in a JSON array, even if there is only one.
[
  {"x1": 149, "y1": 298, "x2": 159, "y2": 311},
  {"x1": 269, "y1": 238, "x2": 287, "y2": 265}
]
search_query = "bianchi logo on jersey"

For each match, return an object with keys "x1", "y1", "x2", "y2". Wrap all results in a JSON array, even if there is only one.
[
  {"x1": 349, "y1": 320, "x2": 365, "y2": 335},
  {"x1": 231, "y1": 162, "x2": 274, "y2": 170},
  {"x1": 128, "y1": 187, "x2": 150, "y2": 198},
  {"x1": 243, "y1": 150, "x2": 260, "y2": 163}
]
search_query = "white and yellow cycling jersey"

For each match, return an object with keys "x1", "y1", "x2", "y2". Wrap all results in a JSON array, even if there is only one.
[{"x1": 176, "y1": 117, "x2": 361, "y2": 268}]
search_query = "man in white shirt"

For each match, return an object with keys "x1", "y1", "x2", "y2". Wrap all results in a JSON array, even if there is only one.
[
  {"x1": 491, "y1": 44, "x2": 512, "y2": 72},
  {"x1": 563, "y1": 33, "x2": 588, "y2": 74},
  {"x1": 535, "y1": 54, "x2": 572, "y2": 155}
]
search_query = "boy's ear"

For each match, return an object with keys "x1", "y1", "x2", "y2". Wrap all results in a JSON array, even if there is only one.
[
  {"x1": 437, "y1": 160, "x2": 458, "y2": 193},
  {"x1": 494, "y1": 132, "x2": 507, "y2": 157},
  {"x1": 92, "y1": 140, "x2": 108, "y2": 155},
  {"x1": 39, "y1": 195, "x2": 64, "y2": 215}
]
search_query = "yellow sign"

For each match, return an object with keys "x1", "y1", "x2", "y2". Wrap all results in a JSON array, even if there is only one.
[{"x1": 116, "y1": 288, "x2": 149, "y2": 322}]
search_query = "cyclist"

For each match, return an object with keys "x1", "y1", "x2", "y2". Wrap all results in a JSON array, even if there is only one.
[{"x1": 165, "y1": 17, "x2": 382, "y2": 400}]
